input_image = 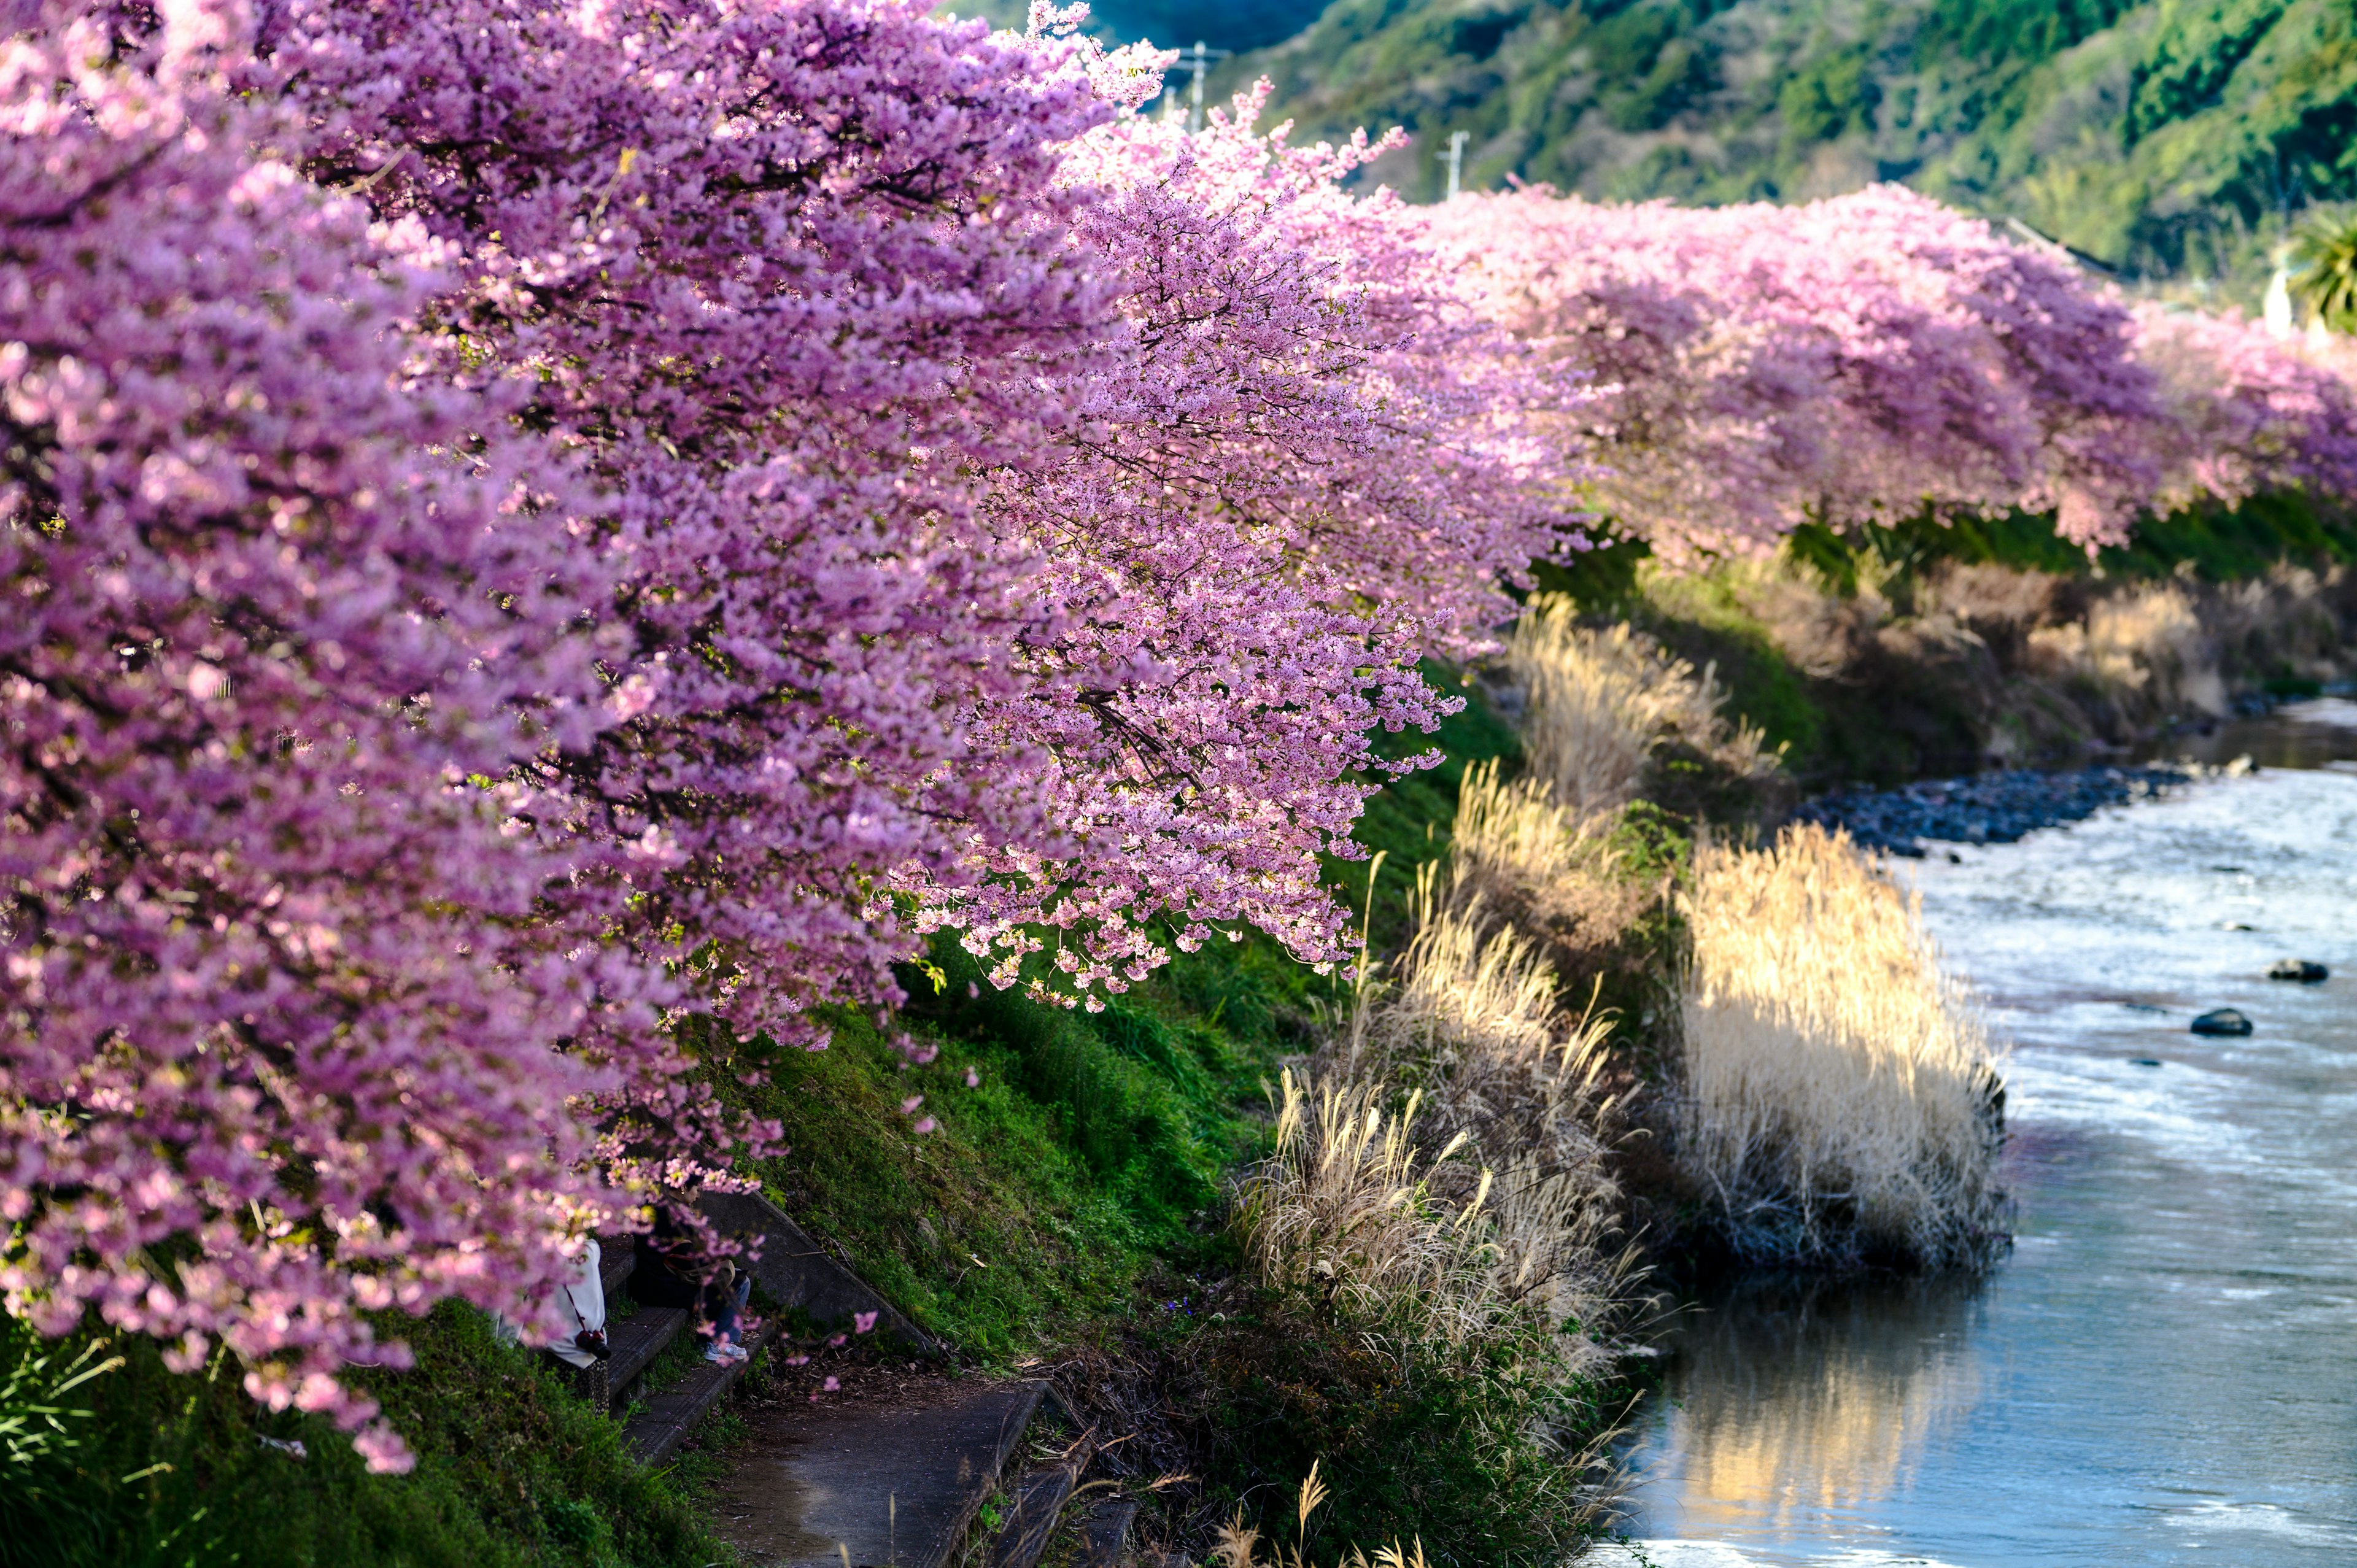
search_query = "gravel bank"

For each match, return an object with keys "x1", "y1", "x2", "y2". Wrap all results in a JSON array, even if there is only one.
[{"x1": 1794, "y1": 761, "x2": 2238, "y2": 857}]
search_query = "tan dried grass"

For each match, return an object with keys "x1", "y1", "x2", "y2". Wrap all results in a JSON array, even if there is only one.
[
  {"x1": 1230, "y1": 1063, "x2": 1630, "y2": 1531},
  {"x1": 1235, "y1": 1068, "x2": 1504, "y2": 1352},
  {"x1": 1678, "y1": 824, "x2": 2005, "y2": 1269},
  {"x1": 2028, "y1": 579, "x2": 2222, "y2": 715},
  {"x1": 2026, "y1": 566, "x2": 2350, "y2": 722},
  {"x1": 1506, "y1": 596, "x2": 1773, "y2": 818},
  {"x1": 1447, "y1": 758, "x2": 1655, "y2": 960},
  {"x1": 1210, "y1": 1467, "x2": 1438, "y2": 1568},
  {"x1": 1326, "y1": 863, "x2": 1636, "y2": 1351}
]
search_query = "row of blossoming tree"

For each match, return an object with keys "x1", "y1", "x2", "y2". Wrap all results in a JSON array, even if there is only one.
[{"x1": 7, "y1": 0, "x2": 2353, "y2": 1468}]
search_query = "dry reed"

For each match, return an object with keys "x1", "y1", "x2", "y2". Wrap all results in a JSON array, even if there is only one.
[
  {"x1": 1651, "y1": 548, "x2": 2357, "y2": 759},
  {"x1": 1447, "y1": 759, "x2": 1653, "y2": 957},
  {"x1": 1235, "y1": 1069, "x2": 1500, "y2": 1345},
  {"x1": 1231, "y1": 1065, "x2": 1628, "y2": 1531},
  {"x1": 1211, "y1": 1467, "x2": 1437, "y2": 1568},
  {"x1": 1504, "y1": 595, "x2": 1774, "y2": 819},
  {"x1": 1678, "y1": 823, "x2": 2006, "y2": 1269}
]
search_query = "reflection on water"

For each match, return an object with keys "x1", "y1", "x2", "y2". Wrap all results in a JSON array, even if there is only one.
[
  {"x1": 2138, "y1": 695, "x2": 2357, "y2": 771},
  {"x1": 1649, "y1": 1274, "x2": 1987, "y2": 1536},
  {"x1": 1601, "y1": 735, "x2": 2357, "y2": 1567}
]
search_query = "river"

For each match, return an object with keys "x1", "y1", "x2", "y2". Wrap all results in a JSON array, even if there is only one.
[{"x1": 1598, "y1": 703, "x2": 2357, "y2": 1566}]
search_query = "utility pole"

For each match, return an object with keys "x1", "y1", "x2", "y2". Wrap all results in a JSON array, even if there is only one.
[
  {"x1": 1161, "y1": 39, "x2": 1231, "y2": 133},
  {"x1": 1446, "y1": 129, "x2": 1469, "y2": 200}
]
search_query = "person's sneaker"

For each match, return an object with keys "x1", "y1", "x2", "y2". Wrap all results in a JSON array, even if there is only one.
[{"x1": 703, "y1": 1340, "x2": 749, "y2": 1366}]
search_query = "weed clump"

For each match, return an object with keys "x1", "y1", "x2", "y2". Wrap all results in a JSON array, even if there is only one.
[
  {"x1": 1196, "y1": 1067, "x2": 1627, "y2": 1563},
  {"x1": 1504, "y1": 597, "x2": 1775, "y2": 822},
  {"x1": 1179, "y1": 754, "x2": 1655, "y2": 1559},
  {"x1": 1446, "y1": 761, "x2": 1656, "y2": 972},
  {"x1": 1333, "y1": 865, "x2": 1635, "y2": 1343},
  {"x1": 1676, "y1": 824, "x2": 2009, "y2": 1270}
]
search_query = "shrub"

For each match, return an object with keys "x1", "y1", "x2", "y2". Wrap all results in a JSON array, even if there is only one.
[
  {"x1": 1504, "y1": 598, "x2": 1775, "y2": 823},
  {"x1": 1201, "y1": 1070, "x2": 1626, "y2": 1564},
  {"x1": 1676, "y1": 825, "x2": 2008, "y2": 1270}
]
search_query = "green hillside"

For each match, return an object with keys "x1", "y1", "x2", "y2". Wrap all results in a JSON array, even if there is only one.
[{"x1": 1191, "y1": 0, "x2": 2357, "y2": 299}]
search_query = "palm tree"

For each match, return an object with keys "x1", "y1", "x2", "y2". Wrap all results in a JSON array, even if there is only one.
[{"x1": 2289, "y1": 210, "x2": 2357, "y2": 333}]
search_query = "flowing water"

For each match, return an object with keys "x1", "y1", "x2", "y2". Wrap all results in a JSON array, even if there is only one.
[{"x1": 1600, "y1": 703, "x2": 2357, "y2": 1567}]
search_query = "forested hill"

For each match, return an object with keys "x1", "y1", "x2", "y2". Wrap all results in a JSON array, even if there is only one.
[{"x1": 1167, "y1": 0, "x2": 2357, "y2": 298}]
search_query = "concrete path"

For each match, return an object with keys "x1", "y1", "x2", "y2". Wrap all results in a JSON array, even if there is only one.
[{"x1": 705, "y1": 1374, "x2": 1052, "y2": 1568}]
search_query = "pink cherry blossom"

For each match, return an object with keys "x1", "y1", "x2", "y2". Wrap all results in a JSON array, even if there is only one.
[
  {"x1": 1422, "y1": 185, "x2": 2175, "y2": 554},
  {"x1": 0, "y1": 5, "x2": 642, "y2": 1462},
  {"x1": 12, "y1": 0, "x2": 2357, "y2": 1468}
]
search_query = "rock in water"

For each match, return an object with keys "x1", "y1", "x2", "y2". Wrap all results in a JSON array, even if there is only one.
[
  {"x1": 2267, "y1": 959, "x2": 2329, "y2": 983},
  {"x1": 2191, "y1": 1008, "x2": 2255, "y2": 1037}
]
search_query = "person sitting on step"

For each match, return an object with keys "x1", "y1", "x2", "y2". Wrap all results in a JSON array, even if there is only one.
[{"x1": 634, "y1": 1205, "x2": 752, "y2": 1365}]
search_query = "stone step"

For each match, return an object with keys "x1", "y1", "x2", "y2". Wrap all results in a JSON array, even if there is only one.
[
  {"x1": 704, "y1": 1377, "x2": 1056, "y2": 1568},
  {"x1": 623, "y1": 1318, "x2": 785, "y2": 1466},
  {"x1": 597, "y1": 1234, "x2": 637, "y2": 1298},
  {"x1": 1078, "y1": 1498, "x2": 1139, "y2": 1568},
  {"x1": 606, "y1": 1305, "x2": 691, "y2": 1412},
  {"x1": 699, "y1": 1190, "x2": 938, "y2": 1356},
  {"x1": 989, "y1": 1432, "x2": 1097, "y2": 1568},
  {"x1": 581, "y1": 1194, "x2": 948, "y2": 1470}
]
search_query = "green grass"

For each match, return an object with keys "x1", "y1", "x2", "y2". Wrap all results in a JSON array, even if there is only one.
[
  {"x1": 707, "y1": 971, "x2": 1255, "y2": 1363},
  {"x1": 1780, "y1": 491, "x2": 2357, "y2": 585},
  {"x1": 2, "y1": 664, "x2": 1565, "y2": 1567},
  {"x1": 1182, "y1": 1299, "x2": 1627, "y2": 1568},
  {"x1": 688, "y1": 661, "x2": 1525, "y2": 1365},
  {"x1": 0, "y1": 1305, "x2": 724, "y2": 1568}
]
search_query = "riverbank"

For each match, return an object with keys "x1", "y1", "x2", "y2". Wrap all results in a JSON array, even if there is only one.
[
  {"x1": 1601, "y1": 754, "x2": 2357, "y2": 1566},
  {"x1": 1545, "y1": 496, "x2": 2357, "y2": 790},
  {"x1": 1794, "y1": 762, "x2": 2218, "y2": 857},
  {"x1": 21, "y1": 496, "x2": 2348, "y2": 1568}
]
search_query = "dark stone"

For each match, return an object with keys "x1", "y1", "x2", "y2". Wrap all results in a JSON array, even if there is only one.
[
  {"x1": 596, "y1": 1233, "x2": 637, "y2": 1297},
  {"x1": 1794, "y1": 762, "x2": 2205, "y2": 857},
  {"x1": 1080, "y1": 1499, "x2": 1140, "y2": 1568},
  {"x1": 606, "y1": 1307, "x2": 690, "y2": 1411},
  {"x1": 622, "y1": 1315, "x2": 781, "y2": 1465},
  {"x1": 2190, "y1": 1008, "x2": 2254, "y2": 1037},
  {"x1": 991, "y1": 1436, "x2": 1096, "y2": 1568},
  {"x1": 2130, "y1": 1058, "x2": 2164, "y2": 1068},
  {"x1": 2267, "y1": 959, "x2": 2329, "y2": 983}
]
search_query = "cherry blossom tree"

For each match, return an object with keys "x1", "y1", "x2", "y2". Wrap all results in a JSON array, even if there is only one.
[
  {"x1": 1422, "y1": 185, "x2": 2178, "y2": 554},
  {"x1": 2, "y1": 0, "x2": 1579, "y2": 1459},
  {"x1": 238, "y1": 0, "x2": 1131, "y2": 1053},
  {"x1": 2132, "y1": 304, "x2": 2357, "y2": 506},
  {"x1": 246, "y1": 1, "x2": 1582, "y2": 1016},
  {"x1": 20, "y1": 0, "x2": 2357, "y2": 1471},
  {"x1": 916, "y1": 90, "x2": 1585, "y2": 1003},
  {"x1": 0, "y1": 9, "x2": 638, "y2": 1470}
]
